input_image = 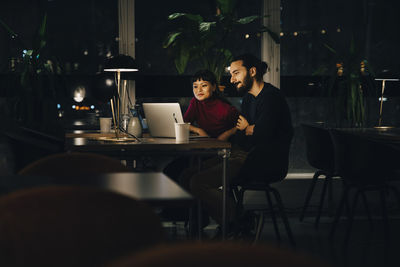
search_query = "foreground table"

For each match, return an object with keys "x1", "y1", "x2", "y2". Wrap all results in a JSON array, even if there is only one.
[{"x1": 0, "y1": 172, "x2": 194, "y2": 208}]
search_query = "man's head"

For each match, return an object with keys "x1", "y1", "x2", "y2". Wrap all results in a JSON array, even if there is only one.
[{"x1": 229, "y1": 54, "x2": 268, "y2": 93}]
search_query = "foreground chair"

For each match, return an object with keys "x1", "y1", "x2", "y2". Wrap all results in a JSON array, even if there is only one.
[
  {"x1": 18, "y1": 152, "x2": 130, "y2": 176},
  {"x1": 329, "y1": 129, "x2": 400, "y2": 244},
  {"x1": 108, "y1": 242, "x2": 329, "y2": 267},
  {"x1": 300, "y1": 123, "x2": 337, "y2": 227},
  {"x1": 0, "y1": 186, "x2": 164, "y2": 267}
]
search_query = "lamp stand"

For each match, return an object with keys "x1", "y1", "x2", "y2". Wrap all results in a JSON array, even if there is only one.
[
  {"x1": 378, "y1": 79, "x2": 385, "y2": 127},
  {"x1": 374, "y1": 78, "x2": 399, "y2": 130}
]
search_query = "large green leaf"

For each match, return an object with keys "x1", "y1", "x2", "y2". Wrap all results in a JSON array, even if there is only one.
[
  {"x1": 237, "y1": 15, "x2": 259, "y2": 25},
  {"x1": 163, "y1": 32, "x2": 182, "y2": 48},
  {"x1": 168, "y1": 13, "x2": 203, "y2": 23}
]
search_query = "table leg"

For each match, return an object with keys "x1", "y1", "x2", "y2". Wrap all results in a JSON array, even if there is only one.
[{"x1": 219, "y1": 148, "x2": 230, "y2": 240}]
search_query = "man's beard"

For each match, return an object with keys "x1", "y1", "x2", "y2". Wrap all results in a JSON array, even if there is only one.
[{"x1": 235, "y1": 72, "x2": 253, "y2": 94}]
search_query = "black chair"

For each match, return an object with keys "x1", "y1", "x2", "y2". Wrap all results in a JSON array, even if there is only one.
[
  {"x1": 234, "y1": 181, "x2": 295, "y2": 246},
  {"x1": 329, "y1": 129, "x2": 400, "y2": 244},
  {"x1": 299, "y1": 123, "x2": 337, "y2": 227},
  {"x1": 0, "y1": 125, "x2": 64, "y2": 173}
]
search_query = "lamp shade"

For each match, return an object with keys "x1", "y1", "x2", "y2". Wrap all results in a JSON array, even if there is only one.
[{"x1": 103, "y1": 54, "x2": 139, "y2": 72}]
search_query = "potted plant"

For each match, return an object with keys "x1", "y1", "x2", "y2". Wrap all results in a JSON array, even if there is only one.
[
  {"x1": 1, "y1": 14, "x2": 61, "y2": 131},
  {"x1": 315, "y1": 36, "x2": 375, "y2": 127},
  {"x1": 163, "y1": 0, "x2": 279, "y2": 87}
]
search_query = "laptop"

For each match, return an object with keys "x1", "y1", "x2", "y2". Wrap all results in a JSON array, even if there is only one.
[{"x1": 142, "y1": 103, "x2": 184, "y2": 138}]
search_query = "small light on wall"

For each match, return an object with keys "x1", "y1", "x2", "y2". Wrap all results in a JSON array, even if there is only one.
[
  {"x1": 321, "y1": 29, "x2": 326, "y2": 34},
  {"x1": 336, "y1": 28, "x2": 341, "y2": 33},
  {"x1": 293, "y1": 32, "x2": 298, "y2": 36},
  {"x1": 72, "y1": 105, "x2": 76, "y2": 109},
  {"x1": 90, "y1": 105, "x2": 95, "y2": 110},
  {"x1": 280, "y1": 32, "x2": 284, "y2": 37},
  {"x1": 245, "y1": 34, "x2": 250, "y2": 39},
  {"x1": 83, "y1": 50, "x2": 89, "y2": 56}
]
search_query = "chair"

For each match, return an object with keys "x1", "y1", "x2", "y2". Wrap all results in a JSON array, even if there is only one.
[
  {"x1": 107, "y1": 242, "x2": 329, "y2": 267},
  {"x1": 18, "y1": 152, "x2": 130, "y2": 176},
  {"x1": 234, "y1": 181, "x2": 295, "y2": 246},
  {"x1": 0, "y1": 125, "x2": 64, "y2": 173},
  {"x1": 299, "y1": 123, "x2": 337, "y2": 227},
  {"x1": 0, "y1": 186, "x2": 165, "y2": 267},
  {"x1": 329, "y1": 129, "x2": 400, "y2": 244}
]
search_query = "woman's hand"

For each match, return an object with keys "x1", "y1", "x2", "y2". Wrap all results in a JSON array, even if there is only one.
[
  {"x1": 236, "y1": 115, "x2": 249, "y2": 131},
  {"x1": 190, "y1": 125, "x2": 208, "y2": 136}
]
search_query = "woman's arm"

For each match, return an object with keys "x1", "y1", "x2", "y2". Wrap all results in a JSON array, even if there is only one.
[
  {"x1": 189, "y1": 125, "x2": 209, "y2": 136},
  {"x1": 217, "y1": 127, "x2": 237, "y2": 141}
]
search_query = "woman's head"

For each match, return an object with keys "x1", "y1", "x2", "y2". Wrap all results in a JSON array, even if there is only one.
[{"x1": 191, "y1": 70, "x2": 217, "y2": 101}]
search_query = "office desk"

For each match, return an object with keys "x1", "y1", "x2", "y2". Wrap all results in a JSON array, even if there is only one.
[
  {"x1": 64, "y1": 131, "x2": 232, "y2": 239},
  {"x1": 338, "y1": 128, "x2": 400, "y2": 151},
  {"x1": 0, "y1": 172, "x2": 193, "y2": 208}
]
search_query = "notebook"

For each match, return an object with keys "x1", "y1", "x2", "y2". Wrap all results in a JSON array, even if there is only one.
[{"x1": 142, "y1": 103, "x2": 184, "y2": 138}]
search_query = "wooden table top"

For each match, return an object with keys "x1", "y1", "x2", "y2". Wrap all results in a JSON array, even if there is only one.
[{"x1": 64, "y1": 131, "x2": 231, "y2": 153}]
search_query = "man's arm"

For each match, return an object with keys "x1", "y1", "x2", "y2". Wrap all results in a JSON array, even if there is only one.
[{"x1": 217, "y1": 127, "x2": 237, "y2": 141}]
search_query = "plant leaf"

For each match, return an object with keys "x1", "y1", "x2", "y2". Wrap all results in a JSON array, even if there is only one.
[
  {"x1": 175, "y1": 47, "x2": 190, "y2": 74},
  {"x1": 237, "y1": 15, "x2": 259, "y2": 24},
  {"x1": 323, "y1": 43, "x2": 337, "y2": 54},
  {"x1": 163, "y1": 32, "x2": 182, "y2": 48},
  {"x1": 168, "y1": 13, "x2": 203, "y2": 23},
  {"x1": 216, "y1": 0, "x2": 237, "y2": 14},
  {"x1": 199, "y1": 22, "x2": 215, "y2": 32}
]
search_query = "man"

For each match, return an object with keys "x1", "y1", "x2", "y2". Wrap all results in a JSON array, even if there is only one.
[{"x1": 188, "y1": 54, "x2": 293, "y2": 234}]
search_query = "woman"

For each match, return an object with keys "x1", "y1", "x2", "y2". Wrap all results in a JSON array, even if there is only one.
[
  {"x1": 184, "y1": 69, "x2": 239, "y2": 141},
  {"x1": 162, "y1": 70, "x2": 239, "y2": 228}
]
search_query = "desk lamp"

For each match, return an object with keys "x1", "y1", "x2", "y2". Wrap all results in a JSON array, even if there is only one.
[
  {"x1": 374, "y1": 70, "x2": 399, "y2": 130},
  {"x1": 104, "y1": 55, "x2": 139, "y2": 140}
]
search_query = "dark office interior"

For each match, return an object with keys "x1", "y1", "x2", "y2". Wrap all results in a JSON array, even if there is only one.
[{"x1": 0, "y1": 0, "x2": 400, "y2": 266}]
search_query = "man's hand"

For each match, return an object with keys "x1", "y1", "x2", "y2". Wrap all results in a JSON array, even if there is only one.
[
  {"x1": 236, "y1": 115, "x2": 249, "y2": 131},
  {"x1": 245, "y1": 125, "x2": 254, "y2": 135}
]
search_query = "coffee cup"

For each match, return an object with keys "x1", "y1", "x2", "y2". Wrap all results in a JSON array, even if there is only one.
[
  {"x1": 174, "y1": 122, "x2": 190, "y2": 143},
  {"x1": 99, "y1": 117, "x2": 112, "y2": 133}
]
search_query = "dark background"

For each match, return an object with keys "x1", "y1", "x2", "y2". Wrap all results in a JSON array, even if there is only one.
[{"x1": 0, "y1": 0, "x2": 399, "y2": 99}]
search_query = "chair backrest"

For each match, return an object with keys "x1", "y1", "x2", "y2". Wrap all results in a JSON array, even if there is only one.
[
  {"x1": 301, "y1": 123, "x2": 335, "y2": 172},
  {"x1": 0, "y1": 186, "x2": 164, "y2": 267},
  {"x1": 0, "y1": 125, "x2": 64, "y2": 173},
  {"x1": 329, "y1": 129, "x2": 392, "y2": 181},
  {"x1": 108, "y1": 242, "x2": 329, "y2": 267},
  {"x1": 18, "y1": 152, "x2": 130, "y2": 176}
]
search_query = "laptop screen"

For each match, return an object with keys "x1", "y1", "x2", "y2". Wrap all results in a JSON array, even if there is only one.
[{"x1": 142, "y1": 103, "x2": 184, "y2": 138}]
